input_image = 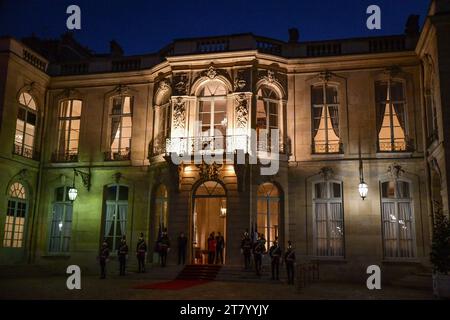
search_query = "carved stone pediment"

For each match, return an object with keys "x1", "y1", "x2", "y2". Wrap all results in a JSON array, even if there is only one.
[
  {"x1": 319, "y1": 167, "x2": 334, "y2": 180},
  {"x1": 235, "y1": 94, "x2": 249, "y2": 129},
  {"x1": 158, "y1": 78, "x2": 171, "y2": 91},
  {"x1": 172, "y1": 97, "x2": 186, "y2": 130},
  {"x1": 173, "y1": 73, "x2": 190, "y2": 96},
  {"x1": 196, "y1": 161, "x2": 222, "y2": 181},
  {"x1": 233, "y1": 69, "x2": 250, "y2": 92},
  {"x1": 387, "y1": 163, "x2": 405, "y2": 179}
]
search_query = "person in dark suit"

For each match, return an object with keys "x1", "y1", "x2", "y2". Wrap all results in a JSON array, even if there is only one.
[
  {"x1": 177, "y1": 232, "x2": 188, "y2": 265},
  {"x1": 215, "y1": 232, "x2": 225, "y2": 264}
]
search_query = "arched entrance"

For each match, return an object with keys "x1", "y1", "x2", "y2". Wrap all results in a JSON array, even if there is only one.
[{"x1": 192, "y1": 180, "x2": 227, "y2": 264}]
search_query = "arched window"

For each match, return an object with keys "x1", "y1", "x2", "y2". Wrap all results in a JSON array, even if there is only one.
[
  {"x1": 376, "y1": 80, "x2": 407, "y2": 152},
  {"x1": 3, "y1": 182, "x2": 27, "y2": 248},
  {"x1": 57, "y1": 99, "x2": 82, "y2": 162},
  {"x1": 312, "y1": 180, "x2": 344, "y2": 257},
  {"x1": 104, "y1": 185, "x2": 129, "y2": 251},
  {"x1": 257, "y1": 183, "x2": 280, "y2": 248},
  {"x1": 153, "y1": 91, "x2": 171, "y2": 155},
  {"x1": 197, "y1": 80, "x2": 227, "y2": 151},
  {"x1": 14, "y1": 92, "x2": 37, "y2": 158},
  {"x1": 311, "y1": 84, "x2": 340, "y2": 153},
  {"x1": 154, "y1": 184, "x2": 168, "y2": 239},
  {"x1": 48, "y1": 186, "x2": 73, "y2": 253},
  {"x1": 256, "y1": 87, "x2": 279, "y2": 151},
  {"x1": 108, "y1": 96, "x2": 133, "y2": 160},
  {"x1": 381, "y1": 180, "x2": 415, "y2": 258}
]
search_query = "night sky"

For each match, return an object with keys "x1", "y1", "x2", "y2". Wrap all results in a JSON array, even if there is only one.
[{"x1": 0, "y1": 0, "x2": 430, "y2": 56}]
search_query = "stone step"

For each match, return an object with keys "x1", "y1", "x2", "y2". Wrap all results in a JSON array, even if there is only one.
[{"x1": 391, "y1": 274, "x2": 433, "y2": 291}]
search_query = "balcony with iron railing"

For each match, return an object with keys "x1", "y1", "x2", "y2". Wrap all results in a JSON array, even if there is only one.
[
  {"x1": 51, "y1": 151, "x2": 79, "y2": 163},
  {"x1": 104, "y1": 149, "x2": 131, "y2": 161},
  {"x1": 161, "y1": 135, "x2": 290, "y2": 158},
  {"x1": 13, "y1": 143, "x2": 40, "y2": 161}
]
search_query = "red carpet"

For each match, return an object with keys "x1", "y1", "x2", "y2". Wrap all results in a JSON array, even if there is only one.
[{"x1": 134, "y1": 279, "x2": 210, "y2": 290}]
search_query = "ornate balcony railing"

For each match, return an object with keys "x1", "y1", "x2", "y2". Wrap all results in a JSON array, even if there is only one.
[
  {"x1": 13, "y1": 143, "x2": 39, "y2": 160},
  {"x1": 312, "y1": 142, "x2": 343, "y2": 154},
  {"x1": 51, "y1": 151, "x2": 79, "y2": 162},
  {"x1": 164, "y1": 135, "x2": 290, "y2": 157},
  {"x1": 104, "y1": 149, "x2": 131, "y2": 161}
]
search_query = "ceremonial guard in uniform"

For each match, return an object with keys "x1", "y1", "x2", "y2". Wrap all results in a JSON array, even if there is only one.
[
  {"x1": 136, "y1": 233, "x2": 147, "y2": 273},
  {"x1": 241, "y1": 232, "x2": 252, "y2": 270},
  {"x1": 215, "y1": 232, "x2": 225, "y2": 264},
  {"x1": 253, "y1": 234, "x2": 265, "y2": 276},
  {"x1": 118, "y1": 236, "x2": 129, "y2": 276},
  {"x1": 99, "y1": 239, "x2": 109, "y2": 279},
  {"x1": 284, "y1": 240, "x2": 296, "y2": 285},
  {"x1": 269, "y1": 239, "x2": 282, "y2": 280},
  {"x1": 177, "y1": 232, "x2": 188, "y2": 265},
  {"x1": 158, "y1": 229, "x2": 171, "y2": 267}
]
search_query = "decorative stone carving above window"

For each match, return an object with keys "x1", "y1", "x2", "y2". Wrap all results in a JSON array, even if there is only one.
[
  {"x1": 113, "y1": 84, "x2": 130, "y2": 96},
  {"x1": 318, "y1": 71, "x2": 333, "y2": 82},
  {"x1": 387, "y1": 163, "x2": 405, "y2": 179},
  {"x1": 384, "y1": 66, "x2": 402, "y2": 78},
  {"x1": 235, "y1": 94, "x2": 249, "y2": 129},
  {"x1": 206, "y1": 65, "x2": 218, "y2": 79},
  {"x1": 172, "y1": 97, "x2": 186, "y2": 130},
  {"x1": 234, "y1": 69, "x2": 249, "y2": 92},
  {"x1": 196, "y1": 161, "x2": 222, "y2": 181},
  {"x1": 319, "y1": 167, "x2": 334, "y2": 180},
  {"x1": 158, "y1": 78, "x2": 171, "y2": 91},
  {"x1": 173, "y1": 73, "x2": 190, "y2": 96}
]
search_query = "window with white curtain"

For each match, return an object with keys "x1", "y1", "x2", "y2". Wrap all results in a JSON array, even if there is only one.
[
  {"x1": 57, "y1": 99, "x2": 82, "y2": 161},
  {"x1": 49, "y1": 186, "x2": 73, "y2": 253},
  {"x1": 376, "y1": 80, "x2": 407, "y2": 152},
  {"x1": 311, "y1": 84, "x2": 340, "y2": 154},
  {"x1": 381, "y1": 180, "x2": 416, "y2": 258},
  {"x1": 14, "y1": 92, "x2": 37, "y2": 158},
  {"x1": 3, "y1": 182, "x2": 27, "y2": 248},
  {"x1": 109, "y1": 96, "x2": 133, "y2": 160},
  {"x1": 313, "y1": 181, "x2": 344, "y2": 257},
  {"x1": 104, "y1": 185, "x2": 128, "y2": 252},
  {"x1": 256, "y1": 87, "x2": 279, "y2": 152}
]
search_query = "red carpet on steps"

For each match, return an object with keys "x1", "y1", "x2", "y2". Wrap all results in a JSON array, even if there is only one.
[{"x1": 134, "y1": 279, "x2": 210, "y2": 290}]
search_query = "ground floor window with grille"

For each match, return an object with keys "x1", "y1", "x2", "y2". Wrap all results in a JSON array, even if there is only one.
[
  {"x1": 381, "y1": 180, "x2": 416, "y2": 258},
  {"x1": 48, "y1": 186, "x2": 73, "y2": 253},
  {"x1": 3, "y1": 182, "x2": 27, "y2": 248},
  {"x1": 104, "y1": 185, "x2": 129, "y2": 252},
  {"x1": 313, "y1": 181, "x2": 344, "y2": 257}
]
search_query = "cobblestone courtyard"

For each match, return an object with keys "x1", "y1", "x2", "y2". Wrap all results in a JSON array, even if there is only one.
[{"x1": 0, "y1": 266, "x2": 433, "y2": 300}]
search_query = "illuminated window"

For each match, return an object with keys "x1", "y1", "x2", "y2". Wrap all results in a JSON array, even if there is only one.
[
  {"x1": 312, "y1": 84, "x2": 340, "y2": 153},
  {"x1": 3, "y1": 182, "x2": 27, "y2": 248},
  {"x1": 57, "y1": 100, "x2": 82, "y2": 161},
  {"x1": 48, "y1": 186, "x2": 73, "y2": 253},
  {"x1": 313, "y1": 181, "x2": 344, "y2": 257},
  {"x1": 376, "y1": 81, "x2": 407, "y2": 152},
  {"x1": 14, "y1": 92, "x2": 37, "y2": 158},
  {"x1": 108, "y1": 96, "x2": 133, "y2": 160},
  {"x1": 104, "y1": 185, "x2": 128, "y2": 251},
  {"x1": 257, "y1": 183, "x2": 280, "y2": 248},
  {"x1": 197, "y1": 80, "x2": 227, "y2": 151},
  {"x1": 381, "y1": 180, "x2": 415, "y2": 258},
  {"x1": 154, "y1": 184, "x2": 168, "y2": 240},
  {"x1": 256, "y1": 87, "x2": 279, "y2": 152}
]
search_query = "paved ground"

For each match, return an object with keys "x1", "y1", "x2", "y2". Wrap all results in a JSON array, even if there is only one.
[{"x1": 0, "y1": 265, "x2": 433, "y2": 300}]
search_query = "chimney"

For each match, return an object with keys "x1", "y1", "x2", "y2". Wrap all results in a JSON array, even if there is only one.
[
  {"x1": 288, "y1": 28, "x2": 299, "y2": 43},
  {"x1": 110, "y1": 40, "x2": 124, "y2": 57},
  {"x1": 405, "y1": 15, "x2": 420, "y2": 36}
]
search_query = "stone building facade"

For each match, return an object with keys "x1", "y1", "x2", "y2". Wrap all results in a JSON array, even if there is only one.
[{"x1": 0, "y1": 0, "x2": 449, "y2": 282}]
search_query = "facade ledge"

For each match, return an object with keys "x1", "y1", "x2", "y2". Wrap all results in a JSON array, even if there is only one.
[
  {"x1": 310, "y1": 153, "x2": 345, "y2": 161},
  {"x1": 375, "y1": 152, "x2": 414, "y2": 159},
  {"x1": 381, "y1": 259, "x2": 422, "y2": 265},
  {"x1": 11, "y1": 154, "x2": 40, "y2": 168}
]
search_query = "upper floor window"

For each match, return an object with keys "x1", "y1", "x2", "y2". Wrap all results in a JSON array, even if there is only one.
[
  {"x1": 56, "y1": 99, "x2": 82, "y2": 162},
  {"x1": 48, "y1": 186, "x2": 73, "y2": 253},
  {"x1": 256, "y1": 87, "x2": 279, "y2": 152},
  {"x1": 311, "y1": 84, "x2": 340, "y2": 154},
  {"x1": 381, "y1": 180, "x2": 416, "y2": 259},
  {"x1": 3, "y1": 182, "x2": 27, "y2": 248},
  {"x1": 197, "y1": 80, "x2": 227, "y2": 151},
  {"x1": 107, "y1": 96, "x2": 133, "y2": 161},
  {"x1": 14, "y1": 92, "x2": 37, "y2": 159},
  {"x1": 313, "y1": 180, "x2": 344, "y2": 257},
  {"x1": 376, "y1": 80, "x2": 407, "y2": 152}
]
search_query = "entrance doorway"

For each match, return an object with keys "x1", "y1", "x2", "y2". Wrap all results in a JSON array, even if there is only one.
[{"x1": 192, "y1": 181, "x2": 226, "y2": 265}]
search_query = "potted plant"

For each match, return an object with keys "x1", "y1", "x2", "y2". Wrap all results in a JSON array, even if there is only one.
[{"x1": 431, "y1": 207, "x2": 450, "y2": 299}]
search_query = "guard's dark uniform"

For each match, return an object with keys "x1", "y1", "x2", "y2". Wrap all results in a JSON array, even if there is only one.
[
  {"x1": 269, "y1": 242, "x2": 282, "y2": 280},
  {"x1": 158, "y1": 233, "x2": 170, "y2": 267},
  {"x1": 118, "y1": 238, "x2": 129, "y2": 276},
  {"x1": 253, "y1": 239, "x2": 265, "y2": 276},
  {"x1": 99, "y1": 241, "x2": 109, "y2": 279},
  {"x1": 136, "y1": 237, "x2": 147, "y2": 273},
  {"x1": 284, "y1": 242, "x2": 296, "y2": 285},
  {"x1": 241, "y1": 235, "x2": 252, "y2": 270},
  {"x1": 177, "y1": 234, "x2": 187, "y2": 265},
  {"x1": 215, "y1": 234, "x2": 225, "y2": 264}
]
